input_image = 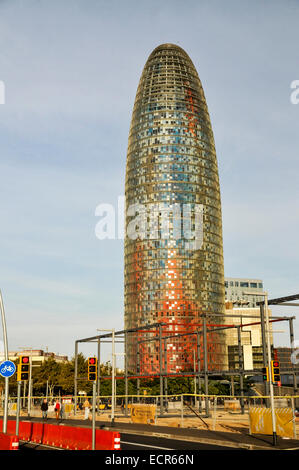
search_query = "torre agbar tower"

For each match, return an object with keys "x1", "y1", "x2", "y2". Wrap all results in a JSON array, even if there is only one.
[{"x1": 125, "y1": 44, "x2": 226, "y2": 374}]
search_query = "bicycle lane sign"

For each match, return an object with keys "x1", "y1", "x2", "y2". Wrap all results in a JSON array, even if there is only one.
[{"x1": 0, "y1": 360, "x2": 16, "y2": 378}]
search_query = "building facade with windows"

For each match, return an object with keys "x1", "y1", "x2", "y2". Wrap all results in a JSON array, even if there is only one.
[
  {"x1": 273, "y1": 347, "x2": 299, "y2": 385},
  {"x1": 0, "y1": 349, "x2": 68, "y2": 366},
  {"x1": 224, "y1": 302, "x2": 273, "y2": 371},
  {"x1": 225, "y1": 277, "x2": 264, "y2": 308},
  {"x1": 124, "y1": 44, "x2": 226, "y2": 374}
]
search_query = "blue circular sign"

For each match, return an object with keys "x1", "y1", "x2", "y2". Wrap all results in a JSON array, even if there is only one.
[{"x1": 0, "y1": 360, "x2": 16, "y2": 378}]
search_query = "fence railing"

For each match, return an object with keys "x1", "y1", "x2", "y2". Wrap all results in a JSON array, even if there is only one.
[{"x1": 1, "y1": 393, "x2": 298, "y2": 431}]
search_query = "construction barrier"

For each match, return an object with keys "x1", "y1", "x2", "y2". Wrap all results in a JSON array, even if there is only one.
[
  {"x1": 64, "y1": 404, "x2": 73, "y2": 413},
  {"x1": 40, "y1": 423, "x2": 121, "y2": 450},
  {"x1": 130, "y1": 404, "x2": 156, "y2": 424},
  {"x1": 249, "y1": 407, "x2": 296, "y2": 438},
  {"x1": 0, "y1": 419, "x2": 120, "y2": 450},
  {"x1": 31, "y1": 421, "x2": 44, "y2": 444},
  {"x1": 18, "y1": 421, "x2": 32, "y2": 442},
  {"x1": 0, "y1": 432, "x2": 19, "y2": 450},
  {"x1": 224, "y1": 400, "x2": 240, "y2": 411},
  {"x1": 0, "y1": 420, "x2": 32, "y2": 442}
]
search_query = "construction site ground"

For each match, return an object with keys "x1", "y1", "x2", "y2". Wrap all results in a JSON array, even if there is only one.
[{"x1": 8, "y1": 407, "x2": 299, "y2": 450}]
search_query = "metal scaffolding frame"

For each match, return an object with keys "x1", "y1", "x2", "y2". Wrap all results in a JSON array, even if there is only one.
[
  {"x1": 258, "y1": 294, "x2": 299, "y2": 395},
  {"x1": 74, "y1": 298, "x2": 298, "y2": 418}
]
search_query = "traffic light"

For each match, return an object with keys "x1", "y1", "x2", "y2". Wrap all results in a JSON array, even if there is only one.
[
  {"x1": 271, "y1": 360, "x2": 280, "y2": 383},
  {"x1": 262, "y1": 366, "x2": 269, "y2": 381},
  {"x1": 17, "y1": 356, "x2": 30, "y2": 381},
  {"x1": 88, "y1": 357, "x2": 97, "y2": 381}
]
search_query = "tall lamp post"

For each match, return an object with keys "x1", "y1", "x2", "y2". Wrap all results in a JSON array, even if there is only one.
[
  {"x1": 0, "y1": 290, "x2": 9, "y2": 433},
  {"x1": 97, "y1": 328, "x2": 115, "y2": 425},
  {"x1": 114, "y1": 352, "x2": 126, "y2": 415},
  {"x1": 243, "y1": 290, "x2": 277, "y2": 446}
]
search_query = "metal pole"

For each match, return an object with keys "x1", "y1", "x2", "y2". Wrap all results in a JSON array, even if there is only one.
[
  {"x1": 196, "y1": 332, "x2": 202, "y2": 412},
  {"x1": 125, "y1": 332, "x2": 128, "y2": 416},
  {"x1": 23, "y1": 381, "x2": 26, "y2": 409},
  {"x1": 92, "y1": 380, "x2": 96, "y2": 450},
  {"x1": 291, "y1": 397, "x2": 296, "y2": 439},
  {"x1": 137, "y1": 344, "x2": 140, "y2": 403},
  {"x1": 213, "y1": 396, "x2": 217, "y2": 431},
  {"x1": 0, "y1": 290, "x2": 9, "y2": 433},
  {"x1": 16, "y1": 381, "x2": 21, "y2": 437},
  {"x1": 237, "y1": 326, "x2": 244, "y2": 414},
  {"x1": 289, "y1": 319, "x2": 297, "y2": 393},
  {"x1": 111, "y1": 329, "x2": 115, "y2": 425},
  {"x1": 164, "y1": 339, "x2": 168, "y2": 411},
  {"x1": 74, "y1": 342, "x2": 78, "y2": 416},
  {"x1": 203, "y1": 317, "x2": 209, "y2": 417},
  {"x1": 27, "y1": 357, "x2": 32, "y2": 416},
  {"x1": 260, "y1": 304, "x2": 269, "y2": 399},
  {"x1": 265, "y1": 293, "x2": 277, "y2": 446},
  {"x1": 159, "y1": 324, "x2": 163, "y2": 416},
  {"x1": 97, "y1": 339, "x2": 101, "y2": 412},
  {"x1": 193, "y1": 349, "x2": 197, "y2": 405},
  {"x1": 46, "y1": 380, "x2": 48, "y2": 401}
]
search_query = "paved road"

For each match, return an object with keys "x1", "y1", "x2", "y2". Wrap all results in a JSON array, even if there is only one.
[
  {"x1": 119, "y1": 433, "x2": 239, "y2": 450},
  {"x1": 12, "y1": 416, "x2": 299, "y2": 451},
  {"x1": 19, "y1": 432, "x2": 239, "y2": 451}
]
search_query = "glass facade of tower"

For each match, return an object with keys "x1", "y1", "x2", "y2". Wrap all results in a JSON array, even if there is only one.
[{"x1": 125, "y1": 44, "x2": 225, "y2": 374}]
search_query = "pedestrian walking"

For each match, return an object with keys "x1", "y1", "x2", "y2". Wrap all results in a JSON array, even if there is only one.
[
  {"x1": 60, "y1": 401, "x2": 65, "y2": 420},
  {"x1": 54, "y1": 400, "x2": 61, "y2": 420},
  {"x1": 41, "y1": 398, "x2": 48, "y2": 419},
  {"x1": 83, "y1": 399, "x2": 91, "y2": 420}
]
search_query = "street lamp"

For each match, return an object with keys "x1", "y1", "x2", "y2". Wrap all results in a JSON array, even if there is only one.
[
  {"x1": 114, "y1": 352, "x2": 126, "y2": 413},
  {"x1": 0, "y1": 290, "x2": 9, "y2": 433},
  {"x1": 243, "y1": 290, "x2": 277, "y2": 446},
  {"x1": 193, "y1": 350, "x2": 197, "y2": 404},
  {"x1": 97, "y1": 328, "x2": 115, "y2": 425}
]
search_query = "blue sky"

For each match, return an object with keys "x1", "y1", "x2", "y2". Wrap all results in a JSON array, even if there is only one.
[{"x1": 0, "y1": 0, "x2": 298, "y2": 359}]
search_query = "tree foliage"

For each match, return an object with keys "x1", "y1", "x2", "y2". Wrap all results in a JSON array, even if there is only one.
[{"x1": 0, "y1": 354, "x2": 254, "y2": 397}]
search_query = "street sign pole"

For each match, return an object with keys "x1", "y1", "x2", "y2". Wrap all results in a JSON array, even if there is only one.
[
  {"x1": 0, "y1": 290, "x2": 9, "y2": 433},
  {"x1": 265, "y1": 293, "x2": 277, "y2": 446},
  {"x1": 111, "y1": 329, "x2": 115, "y2": 426},
  {"x1": 16, "y1": 381, "x2": 21, "y2": 437},
  {"x1": 92, "y1": 380, "x2": 96, "y2": 450},
  {"x1": 27, "y1": 357, "x2": 32, "y2": 417},
  {"x1": 243, "y1": 289, "x2": 277, "y2": 446}
]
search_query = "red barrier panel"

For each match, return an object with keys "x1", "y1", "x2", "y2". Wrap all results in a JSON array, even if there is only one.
[
  {"x1": 60, "y1": 425, "x2": 78, "y2": 450},
  {"x1": 0, "y1": 432, "x2": 19, "y2": 450},
  {"x1": 0, "y1": 419, "x2": 32, "y2": 442},
  {"x1": 19, "y1": 421, "x2": 32, "y2": 442},
  {"x1": 40, "y1": 424, "x2": 121, "y2": 450},
  {"x1": 0, "y1": 419, "x2": 15, "y2": 435},
  {"x1": 31, "y1": 421, "x2": 44, "y2": 444},
  {"x1": 60, "y1": 425, "x2": 92, "y2": 450},
  {"x1": 75, "y1": 427, "x2": 92, "y2": 450},
  {"x1": 96, "y1": 429, "x2": 121, "y2": 450},
  {"x1": 0, "y1": 419, "x2": 120, "y2": 450},
  {"x1": 6, "y1": 420, "x2": 16, "y2": 435},
  {"x1": 41, "y1": 423, "x2": 51, "y2": 446},
  {"x1": 112, "y1": 433, "x2": 121, "y2": 451},
  {"x1": 42, "y1": 423, "x2": 63, "y2": 448}
]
